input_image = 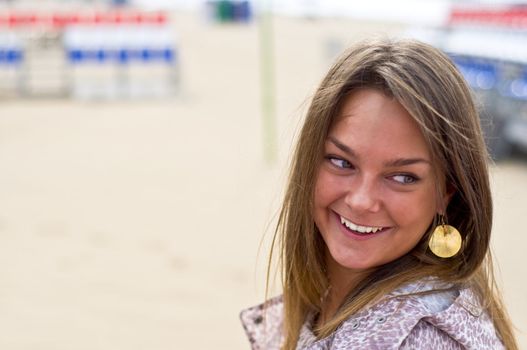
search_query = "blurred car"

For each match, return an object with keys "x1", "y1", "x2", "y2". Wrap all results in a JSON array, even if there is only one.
[{"x1": 452, "y1": 56, "x2": 527, "y2": 161}]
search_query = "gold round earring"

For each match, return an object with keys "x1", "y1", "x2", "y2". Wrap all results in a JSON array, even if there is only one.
[{"x1": 428, "y1": 215, "x2": 462, "y2": 258}]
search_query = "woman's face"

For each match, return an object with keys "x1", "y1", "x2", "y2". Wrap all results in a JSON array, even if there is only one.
[{"x1": 313, "y1": 89, "x2": 448, "y2": 275}]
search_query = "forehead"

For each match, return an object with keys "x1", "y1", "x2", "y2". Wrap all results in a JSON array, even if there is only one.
[{"x1": 328, "y1": 89, "x2": 431, "y2": 161}]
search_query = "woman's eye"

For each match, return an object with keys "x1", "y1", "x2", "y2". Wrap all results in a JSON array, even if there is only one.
[
  {"x1": 328, "y1": 157, "x2": 353, "y2": 169},
  {"x1": 391, "y1": 174, "x2": 418, "y2": 184}
]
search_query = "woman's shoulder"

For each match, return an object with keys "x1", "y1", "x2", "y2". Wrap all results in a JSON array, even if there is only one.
[
  {"x1": 332, "y1": 280, "x2": 504, "y2": 349},
  {"x1": 239, "y1": 279, "x2": 505, "y2": 349},
  {"x1": 240, "y1": 295, "x2": 284, "y2": 350}
]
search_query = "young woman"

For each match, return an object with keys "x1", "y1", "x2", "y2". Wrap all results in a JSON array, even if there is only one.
[{"x1": 240, "y1": 39, "x2": 518, "y2": 349}]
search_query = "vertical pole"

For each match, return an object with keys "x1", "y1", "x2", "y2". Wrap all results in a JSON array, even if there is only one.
[{"x1": 259, "y1": 0, "x2": 277, "y2": 164}]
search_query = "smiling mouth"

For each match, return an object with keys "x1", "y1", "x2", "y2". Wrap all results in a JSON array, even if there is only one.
[{"x1": 339, "y1": 215, "x2": 389, "y2": 235}]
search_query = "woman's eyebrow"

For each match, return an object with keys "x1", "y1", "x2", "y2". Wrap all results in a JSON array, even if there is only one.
[
  {"x1": 328, "y1": 136, "x2": 430, "y2": 167},
  {"x1": 383, "y1": 157, "x2": 431, "y2": 167},
  {"x1": 328, "y1": 136, "x2": 357, "y2": 158}
]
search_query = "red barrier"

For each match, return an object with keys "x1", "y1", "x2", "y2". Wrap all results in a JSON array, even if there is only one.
[
  {"x1": 449, "y1": 7, "x2": 527, "y2": 28},
  {"x1": 0, "y1": 11, "x2": 167, "y2": 28}
]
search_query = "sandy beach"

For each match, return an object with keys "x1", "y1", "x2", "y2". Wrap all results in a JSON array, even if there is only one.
[{"x1": 0, "y1": 11, "x2": 525, "y2": 349}]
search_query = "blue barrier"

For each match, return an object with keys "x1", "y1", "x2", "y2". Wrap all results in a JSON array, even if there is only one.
[
  {"x1": 66, "y1": 48, "x2": 176, "y2": 64},
  {"x1": 0, "y1": 49, "x2": 23, "y2": 64}
]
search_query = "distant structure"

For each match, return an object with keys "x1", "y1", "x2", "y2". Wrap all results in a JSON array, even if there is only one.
[
  {"x1": 205, "y1": 0, "x2": 252, "y2": 23},
  {"x1": 0, "y1": 8, "x2": 178, "y2": 99}
]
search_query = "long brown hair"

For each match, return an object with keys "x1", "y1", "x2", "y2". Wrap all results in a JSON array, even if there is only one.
[{"x1": 271, "y1": 39, "x2": 517, "y2": 349}]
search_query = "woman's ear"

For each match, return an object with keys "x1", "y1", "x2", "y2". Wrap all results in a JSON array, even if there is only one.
[{"x1": 439, "y1": 183, "x2": 456, "y2": 213}]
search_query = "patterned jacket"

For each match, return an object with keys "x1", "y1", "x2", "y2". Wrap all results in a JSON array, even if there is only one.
[{"x1": 240, "y1": 280, "x2": 504, "y2": 349}]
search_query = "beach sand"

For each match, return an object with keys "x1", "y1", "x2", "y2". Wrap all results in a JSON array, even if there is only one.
[{"x1": 0, "y1": 11, "x2": 525, "y2": 349}]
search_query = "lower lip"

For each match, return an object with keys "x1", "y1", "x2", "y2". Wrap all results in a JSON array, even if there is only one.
[{"x1": 334, "y1": 212, "x2": 391, "y2": 241}]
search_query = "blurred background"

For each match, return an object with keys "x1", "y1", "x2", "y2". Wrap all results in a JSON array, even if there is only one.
[{"x1": 0, "y1": 0, "x2": 525, "y2": 349}]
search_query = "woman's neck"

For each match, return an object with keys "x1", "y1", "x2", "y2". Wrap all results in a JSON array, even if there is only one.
[{"x1": 318, "y1": 258, "x2": 371, "y2": 328}]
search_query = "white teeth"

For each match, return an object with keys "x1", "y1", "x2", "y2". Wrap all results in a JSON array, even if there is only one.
[{"x1": 340, "y1": 216, "x2": 383, "y2": 234}]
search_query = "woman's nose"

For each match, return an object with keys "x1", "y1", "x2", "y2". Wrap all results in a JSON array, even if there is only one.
[{"x1": 344, "y1": 176, "x2": 381, "y2": 213}]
